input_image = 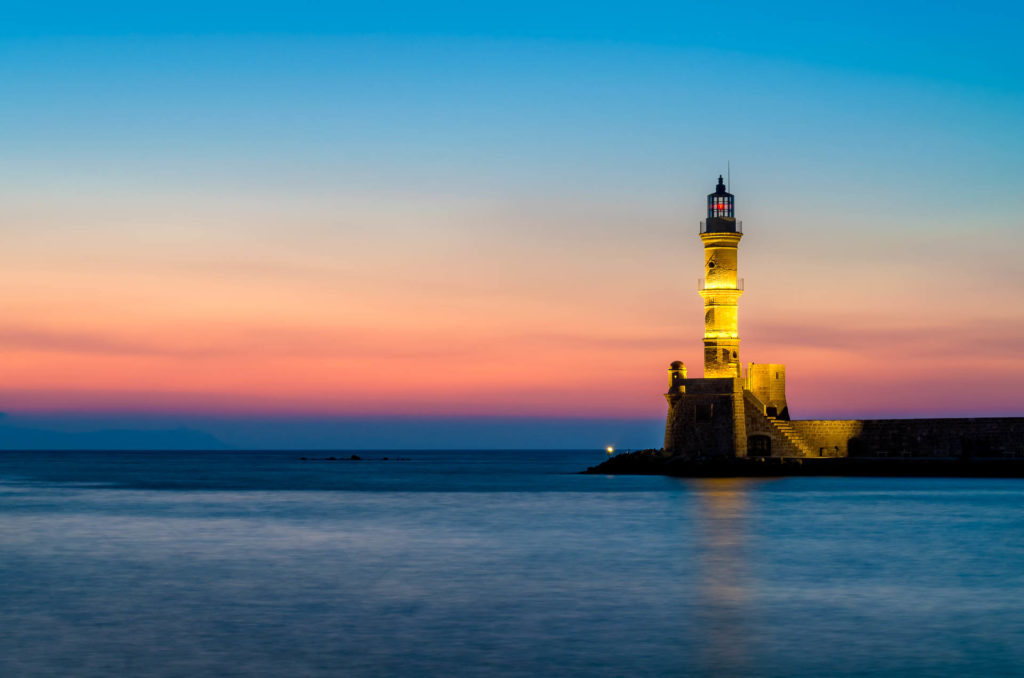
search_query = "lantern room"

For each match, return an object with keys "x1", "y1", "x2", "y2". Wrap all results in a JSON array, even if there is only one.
[
  {"x1": 701, "y1": 175, "x2": 740, "y2": 234},
  {"x1": 707, "y1": 175, "x2": 734, "y2": 218}
]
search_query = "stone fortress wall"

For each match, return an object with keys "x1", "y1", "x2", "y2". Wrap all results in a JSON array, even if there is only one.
[
  {"x1": 790, "y1": 417, "x2": 1024, "y2": 459},
  {"x1": 665, "y1": 365, "x2": 1024, "y2": 459},
  {"x1": 664, "y1": 375, "x2": 747, "y2": 458}
]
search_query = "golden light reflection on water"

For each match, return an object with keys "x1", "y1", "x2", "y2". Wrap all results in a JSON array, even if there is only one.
[{"x1": 685, "y1": 478, "x2": 772, "y2": 676}]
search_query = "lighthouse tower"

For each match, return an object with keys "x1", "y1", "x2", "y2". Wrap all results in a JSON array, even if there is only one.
[
  {"x1": 699, "y1": 176, "x2": 743, "y2": 378},
  {"x1": 664, "y1": 174, "x2": 794, "y2": 458}
]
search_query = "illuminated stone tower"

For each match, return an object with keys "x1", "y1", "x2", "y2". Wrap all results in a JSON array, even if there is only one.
[
  {"x1": 699, "y1": 176, "x2": 743, "y2": 378},
  {"x1": 664, "y1": 175, "x2": 795, "y2": 458}
]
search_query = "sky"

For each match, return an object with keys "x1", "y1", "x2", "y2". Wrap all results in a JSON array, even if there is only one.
[{"x1": 1, "y1": 2, "x2": 1022, "y2": 448}]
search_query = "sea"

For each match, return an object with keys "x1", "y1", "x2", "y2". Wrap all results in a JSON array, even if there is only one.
[{"x1": 2, "y1": 449, "x2": 1024, "y2": 678}]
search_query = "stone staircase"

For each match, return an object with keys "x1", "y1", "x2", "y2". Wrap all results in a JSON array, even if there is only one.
[
  {"x1": 743, "y1": 389, "x2": 816, "y2": 458},
  {"x1": 768, "y1": 417, "x2": 816, "y2": 457}
]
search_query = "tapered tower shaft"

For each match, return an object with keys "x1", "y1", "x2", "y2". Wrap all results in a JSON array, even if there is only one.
[{"x1": 699, "y1": 176, "x2": 743, "y2": 377}]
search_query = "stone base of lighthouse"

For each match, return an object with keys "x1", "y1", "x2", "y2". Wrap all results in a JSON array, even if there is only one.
[
  {"x1": 664, "y1": 378, "x2": 748, "y2": 458},
  {"x1": 664, "y1": 380, "x2": 823, "y2": 459},
  {"x1": 664, "y1": 363, "x2": 814, "y2": 459},
  {"x1": 663, "y1": 365, "x2": 1024, "y2": 460}
]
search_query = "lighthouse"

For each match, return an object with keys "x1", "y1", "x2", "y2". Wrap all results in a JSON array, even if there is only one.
[
  {"x1": 699, "y1": 176, "x2": 743, "y2": 378},
  {"x1": 607, "y1": 174, "x2": 1024, "y2": 467},
  {"x1": 664, "y1": 175, "x2": 789, "y2": 458},
  {"x1": 653, "y1": 173, "x2": 1024, "y2": 463}
]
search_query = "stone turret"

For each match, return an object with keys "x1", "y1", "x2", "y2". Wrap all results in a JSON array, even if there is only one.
[
  {"x1": 748, "y1": 363, "x2": 789, "y2": 420},
  {"x1": 667, "y1": 361, "x2": 687, "y2": 393}
]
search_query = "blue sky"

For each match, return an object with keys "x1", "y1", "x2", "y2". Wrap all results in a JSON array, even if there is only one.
[
  {"x1": 1, "y1": 2, "x2": 1022, "y2": 448},
  {"x1": 3, "y1": 1, "x2": 1020, "y2": 87}
]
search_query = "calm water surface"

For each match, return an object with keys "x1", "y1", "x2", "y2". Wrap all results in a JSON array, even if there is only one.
[{"x1": 2, "y1": 450, "x2": 1023, "y2": 677}]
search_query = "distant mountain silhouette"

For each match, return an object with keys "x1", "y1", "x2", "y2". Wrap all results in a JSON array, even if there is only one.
[
  {"x1": 0, "y1": 422, "x2": 229, "y2": 450},
  {"x1": 0, "y1": 412, "x2": 666, "y2": 450}
]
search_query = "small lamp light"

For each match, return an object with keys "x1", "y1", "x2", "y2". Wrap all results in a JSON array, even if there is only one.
[{"x1": 606, "y1": 446, "x2": 615, "y2": 457}]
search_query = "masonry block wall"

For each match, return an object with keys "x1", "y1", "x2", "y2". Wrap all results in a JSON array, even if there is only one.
[
  {"x1": 836, "y1": 418, "x2": 1024, "y2": 458},
  {"x1": 747, "y1": 364, "x2": 788, "y2": 419},
  {"x1": 742, "y1": 391, "x2": 806, "y2": 456},
  {"x1": 665, "y1": 384, "x2": 1024, "y2": 459},
  {"x1": 789, "y1": 421, "x2": 863, "y2": 457},
  {"x1": 664, "y1": 378, "x2": 746, "y2": 458}
]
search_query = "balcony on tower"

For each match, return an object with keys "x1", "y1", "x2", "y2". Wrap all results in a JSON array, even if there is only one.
[
  {"x1": 700, "y1": 219, "x2": 742, "y2": 234},
  {"x1": 698, "y1": 278, "x2": 744, "y2": 291},
  {"x1": 701, "y1": 175, "x2": 740, "y2": 234}
]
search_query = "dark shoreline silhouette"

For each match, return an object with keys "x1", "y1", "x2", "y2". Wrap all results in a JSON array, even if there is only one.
[{"x1": 585, "y1": 450, "x2": 1024, "y2": 477}]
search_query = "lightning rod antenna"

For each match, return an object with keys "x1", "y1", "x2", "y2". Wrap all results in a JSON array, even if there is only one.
[{"x1": 727, "y1": 161, "x2": 731, "y2": 192}]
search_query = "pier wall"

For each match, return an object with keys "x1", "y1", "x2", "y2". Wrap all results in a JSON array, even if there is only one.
[
  {"x1": 792, "y1": 418, "x2": 1024, "y2": 459},
  {"x1": 665, "y1": 379, "x2": 1024, "y2": 459}
]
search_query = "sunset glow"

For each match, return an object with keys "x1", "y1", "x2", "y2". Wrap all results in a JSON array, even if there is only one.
[{"x1": 1, "y1": 3, "x2": 1022, "y2": 447}]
